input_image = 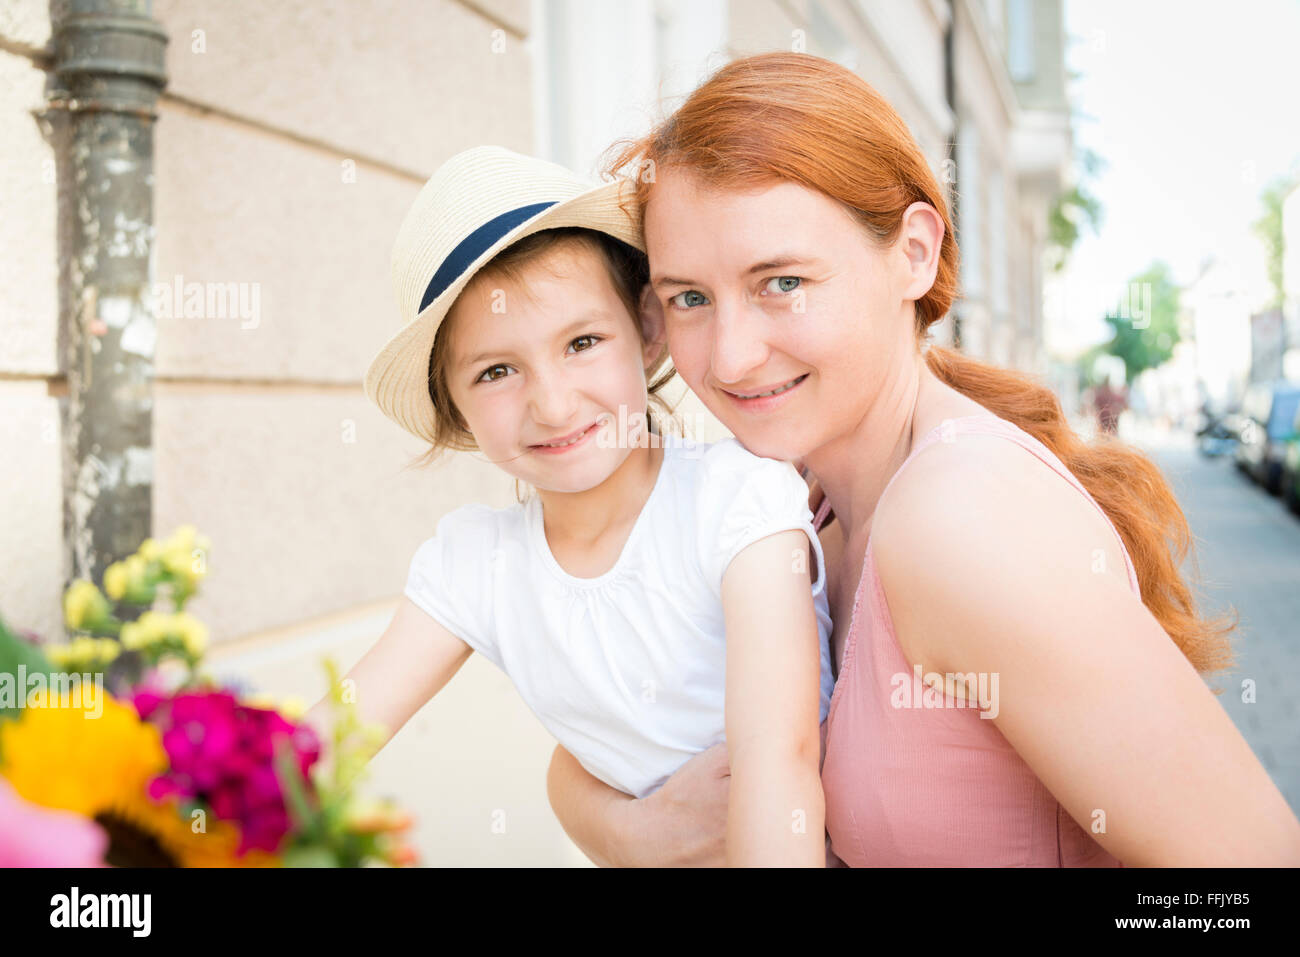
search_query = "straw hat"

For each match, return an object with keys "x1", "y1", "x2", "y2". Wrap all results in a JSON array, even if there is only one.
[{"x1": 363, "y1": 145, "x2": 644, "y2": 446}]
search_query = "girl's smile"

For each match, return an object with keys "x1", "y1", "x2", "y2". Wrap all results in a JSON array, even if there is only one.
[{"x1": 529, "y1": 420, "x2": 600, "y2": 454}]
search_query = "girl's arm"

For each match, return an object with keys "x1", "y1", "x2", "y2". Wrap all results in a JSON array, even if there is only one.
[
  {"x1": 546, "y1": 529, "x2": 827, "y2": 868},
  {"x1": 303, "y1": 595, "x2": 473, "y2": 756},
  {"x1": 873, "y1": 436, "x2": 1300, "y2": 866},
  {"x1": 720, "y1": 528, "x2": 826, "y2": 866},
  {"x1": 546, "y1": 741, "x2": 731, "y2": 866}
]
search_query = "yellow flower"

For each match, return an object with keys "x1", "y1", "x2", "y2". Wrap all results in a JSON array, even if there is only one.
[
  {"x1": 63, "y1": 580, "x2": 110, "y2": 632},
  {"x1": 121, "y1": 611, "x2": 167, "y2": 651},
  {"x1": 45, "y1": 636, "x2": 120, "y2": 673},
  {"x1": 241, "y1": 693, "x2": 306, "y2": 722},
  {"x1": 158, "y1": 526, "x2": 210, "y2": 588},
  {"x1": 167, "y1": 525, "x2": 198, "y2": 551},
  {"x1": 120, "y1": 620, "x2": 142, "y2": 650},
  {"x1": 138, "y1": 538, "x2": 163, "y2": 562},
  {"x1": 103, "y1": 562, "x2": 128, "y2": 601},
  {"x1": 0, "y1": 690, "x2": 279, "y2": 868},
  {"x1": 139, "y1": 611, "x2": 168, "y2": 644},
  {"x1": 173, "y1": 613, "x2": 207, "y2": 657}
]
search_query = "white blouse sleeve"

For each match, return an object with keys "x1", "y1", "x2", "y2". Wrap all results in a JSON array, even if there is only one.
[
  {"x1": 403, "y1": 505, "x2": 502, "y2": 669},
  {"x1": 694, "y1": 438, "x2": 827, "y2": 600}
]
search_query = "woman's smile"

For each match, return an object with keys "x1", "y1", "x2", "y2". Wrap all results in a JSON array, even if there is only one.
[{"x1": 720, "y1": 372, "x2": 809, "y2": 412}]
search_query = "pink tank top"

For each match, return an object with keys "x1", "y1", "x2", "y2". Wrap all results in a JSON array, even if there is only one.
[{"x1": 813, "y1": 412, "x2": 1137, "y2": 867}]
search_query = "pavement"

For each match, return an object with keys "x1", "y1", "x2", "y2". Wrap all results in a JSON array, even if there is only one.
[{"x1": 1127, "y1": 420, "x2": 1300, "y2": 818}]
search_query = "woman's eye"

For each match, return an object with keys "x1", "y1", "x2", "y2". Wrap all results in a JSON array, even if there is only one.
[
  {"x1": 669, "y1": 290, "x2": 709, "y2": 309},
  {"x1": 764, "y1": 276, "x2": 802, "y2": 294},
  {"x1": 476, "y1": 364, "x2": 511, "y2": 383}
]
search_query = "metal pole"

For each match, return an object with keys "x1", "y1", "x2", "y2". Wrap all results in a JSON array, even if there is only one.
[{"x1": 42, "y1": 0, "x2": 167, "y2": 591}]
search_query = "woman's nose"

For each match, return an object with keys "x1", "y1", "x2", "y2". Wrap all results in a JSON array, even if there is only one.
[{"x1": 710, "y1": 302, "x2": 769, "y2": 387}]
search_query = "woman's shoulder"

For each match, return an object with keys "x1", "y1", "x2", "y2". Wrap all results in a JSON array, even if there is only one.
[
  {"x1": 869, "y1": 421, "x2": 1131, "y2": 665},
  {"x1": 875, "y1": 420, "x2": 1114, "y2": 558}
]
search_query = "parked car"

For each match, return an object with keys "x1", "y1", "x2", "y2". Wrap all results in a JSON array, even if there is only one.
[
  {"x1": 1235, "y1": 380, "x2": 1300, "y2": 493},
  {"x1": 1280, "y1": 402, "x2": 1300, "y2": 515}
]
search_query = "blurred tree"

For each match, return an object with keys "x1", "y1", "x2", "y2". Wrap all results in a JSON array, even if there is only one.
[
  {"x1": 1046, "y1": 146, "x2": 1105, "y2": 273},
  {"x1": 1101, "y1": 261, "x2": 1181, "y2": 383},
  {"x1": 1252, "y1": 173, "x2": 1298, "y2": 310}
]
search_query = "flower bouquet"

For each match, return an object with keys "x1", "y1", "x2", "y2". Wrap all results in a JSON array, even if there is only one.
[{"x1": 0, "y1": 526, "x2": 416, "y2": 867}]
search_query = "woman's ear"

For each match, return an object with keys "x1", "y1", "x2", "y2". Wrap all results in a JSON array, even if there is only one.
[{"x1": 638, "y1": 282, "x2": 668, "y2": 368}]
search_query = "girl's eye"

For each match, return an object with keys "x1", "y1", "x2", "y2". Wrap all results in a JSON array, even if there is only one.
[
  {"x1": 764, "y1": 276, "x2": 802, "y2": 294},
  {"x1": 669, "y1": 290, "x2": 709, "y2": 309},
  {"x1": 569, "y1": 334, "x2": 601, "y2": 353},
  {"x1": 476, "y1": 364, "x2": 512, "y2": 383}
]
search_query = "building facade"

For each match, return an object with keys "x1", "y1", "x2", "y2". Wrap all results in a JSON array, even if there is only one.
[{"x1": 0, "y1": 0, "x2": 1071, "y2": 865}]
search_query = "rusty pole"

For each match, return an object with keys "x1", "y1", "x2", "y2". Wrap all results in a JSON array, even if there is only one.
[{"x1": 43, "y1": 0, "x2": 168, "y2": 592}]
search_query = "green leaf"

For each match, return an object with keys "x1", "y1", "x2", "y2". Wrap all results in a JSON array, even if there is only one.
[
  {"x1": 279, "y1": 844, "x2": 340, "y2": 868},
  {"x1": 0, "y1": 613, "x2": 56, "y2": 764},
  {"x1": 0, "y1": 613, "x2": 54, "y2": 719},
  {"x1": 273, "y1": 733, "x2": 321, "y2": 843}
]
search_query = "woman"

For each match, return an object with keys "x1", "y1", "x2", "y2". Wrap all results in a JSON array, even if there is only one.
[{"x1": 544, "y1": 52, "x2": 1300, "y2": 866}]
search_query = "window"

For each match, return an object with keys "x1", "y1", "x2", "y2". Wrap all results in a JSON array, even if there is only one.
[{"x1": 1007, "y1": 0, "x2": 1036, "y2": 82}]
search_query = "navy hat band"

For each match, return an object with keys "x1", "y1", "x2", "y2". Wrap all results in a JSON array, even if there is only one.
[{"x1": 419, "y1": 201, "x2": 559, "y2": 313}]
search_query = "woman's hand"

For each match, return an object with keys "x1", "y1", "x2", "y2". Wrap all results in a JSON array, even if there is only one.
[
  {"x1": 640, "y1": 741, "x2": 731, "y2": 866},
  {"x1": 547, "y1": 741, "x2": 730, "y2": 867}
]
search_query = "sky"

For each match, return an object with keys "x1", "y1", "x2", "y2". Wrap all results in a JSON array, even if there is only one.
[{"x1": 1050, "y1": 0, "x2": 1300, "y2": 354}]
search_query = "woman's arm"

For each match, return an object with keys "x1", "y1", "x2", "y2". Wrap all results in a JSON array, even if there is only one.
[
  {"x1": 303, "y1": 596, "x2": 473, "y2": 757},
  {"x1": 547, "y1": 741, "x2": 731, "y2": 866},
  {"x1": 720, "y1": 528, "x2": 826, "y2": 866},
  {"x1": 873, "y1": 436, "x2": 1300, "y2": 866}
]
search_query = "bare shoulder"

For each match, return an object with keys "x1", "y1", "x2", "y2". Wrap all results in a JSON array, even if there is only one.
[{"x1": 870, "y1": 431, "x2": 1131, "y2": 672}]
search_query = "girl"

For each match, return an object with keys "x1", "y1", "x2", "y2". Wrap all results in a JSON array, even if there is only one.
[
  {"x1": 546, "y1": 53, "x2": 1300, "y2": 867},
  {"x1": 309, "y1": 145, "x2": 836, "y2": 866}
]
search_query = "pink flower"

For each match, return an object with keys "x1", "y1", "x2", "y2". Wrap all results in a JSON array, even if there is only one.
[
  {"x1": 137, "y1": 689, "x2": 322, "y2": 855},
  {"x1": 0, "y1": 777, "x2": 107, "y2": 867}
]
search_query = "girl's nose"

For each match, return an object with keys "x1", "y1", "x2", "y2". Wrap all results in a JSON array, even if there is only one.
[{"x1": 527, "y1": 365, "x2": 580, "y2": 426}]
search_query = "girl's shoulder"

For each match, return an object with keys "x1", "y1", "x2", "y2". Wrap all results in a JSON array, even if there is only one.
[
  {"x1": 683, "y1": 436, "x2": 822, "y2": 594},
  {"x1": 680, "y1": 435, "x2": 802, "y2": 483},
  {"x1": 424, "y1": 499, "x2": 528, "y2": 548},
  {"x1": 680, "y1": 435, "x2": 810, "y2": 519}
]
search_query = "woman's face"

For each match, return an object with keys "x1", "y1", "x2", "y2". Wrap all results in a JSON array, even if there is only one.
[{"x1": 643, "y1": 167, "x2": 923, "y2": 463}]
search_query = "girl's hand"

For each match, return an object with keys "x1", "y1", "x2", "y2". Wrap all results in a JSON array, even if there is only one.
[{"x1": 547, "y1": 741, "x2": 730, "y2": 867}]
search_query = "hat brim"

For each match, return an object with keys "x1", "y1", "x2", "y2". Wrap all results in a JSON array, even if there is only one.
[{"x1": 364, "y1": 178, "x2": 644, "y2": 447}]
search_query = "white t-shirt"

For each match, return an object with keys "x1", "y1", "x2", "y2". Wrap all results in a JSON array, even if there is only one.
[{"x1": 403, "y1": 433, "x2": 835, "y2": 799}]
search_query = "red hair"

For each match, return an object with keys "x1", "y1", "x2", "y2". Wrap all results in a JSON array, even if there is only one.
[{"x1": 607, "y1": 52, "x2": 1234, "y2": 677}]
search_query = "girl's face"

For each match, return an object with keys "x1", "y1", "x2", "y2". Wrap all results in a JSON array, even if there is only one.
[
  {"x1": 643, "y1": 168, "x2": 921, "y2": 463},
  {"x1": 443, "y1": 239, "x2": 663, "y2": 494}
]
